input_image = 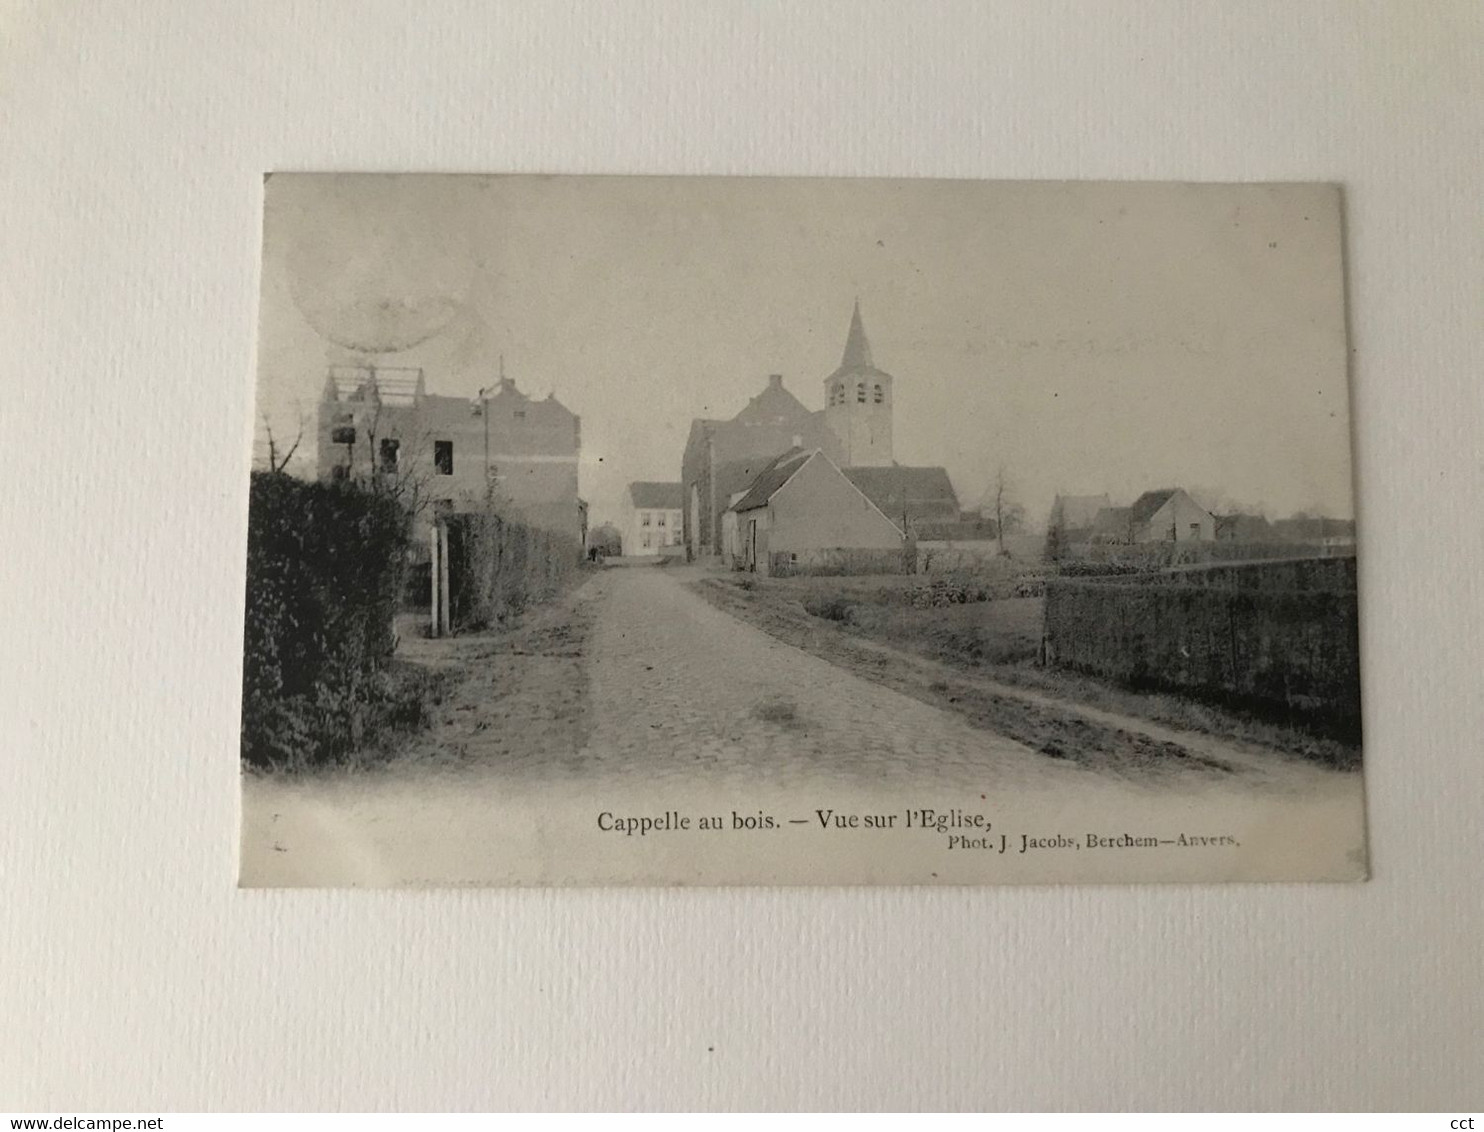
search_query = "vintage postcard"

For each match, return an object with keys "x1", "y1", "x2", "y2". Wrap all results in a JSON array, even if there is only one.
[{"x1": 239, "y1": 174, "x2": 1365, "y2": 886}]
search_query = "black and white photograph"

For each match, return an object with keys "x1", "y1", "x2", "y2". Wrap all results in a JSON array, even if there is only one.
[
  {"x1": 240, "y1": 173, "x2": 1365, "y2": 886},
  {"x1": 13, "y1": 0, "x2": 1484, "y2": 1114}
]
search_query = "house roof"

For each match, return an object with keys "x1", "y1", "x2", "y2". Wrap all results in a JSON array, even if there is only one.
[
  {"x1": 1129, "y1": 489, "x2": 1180, "y2": 524},
  {"x1": 479, "y1": 377, "x2": 578, "y2": 420},
  {"x1": 729, "y1": 448, "x2": 815, "y2": 512},
  {"x1": 1092, "y1": 506, "x2": 1133, "y2": 535},
  {"x1": 628, "y1": 481, "x2": 683, "y2": 510},
  {"x1": 841, "y1": 465, "x2": 959, "y2": 521}
]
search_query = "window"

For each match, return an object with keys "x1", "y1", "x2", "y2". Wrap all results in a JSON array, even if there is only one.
[
  {"x1": 641, "y1": 533, "x2": 651, "y2": 549},
  {"x1": 379, "y1": 438, "x2": 399, "y2": 472},
  {"x1": 514, "y1": 409, "x2": 526, "y2": 420},
  {"x1": 857, "y1": 382, "x2": 866, "y2": 403},
  {"x1": 873, "y1": 384, "x2": 883, "y2": 404},
  {"x1": 434, "y1": 440, "x2": 453, "y2": 475},
  {"x1": 656, "y1": 514, "x2": 666, "y2": 527},
  {"x1": 1189, "y1": 523, "x2": 1201, "y2": 538},
  {"x1": 641, "y1": 512, "x2": 651, "y2": 526}
]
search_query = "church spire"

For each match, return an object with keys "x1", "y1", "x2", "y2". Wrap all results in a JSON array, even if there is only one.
[{"x1": 840, "y1": 298, "x2": 874, "y2": 371}]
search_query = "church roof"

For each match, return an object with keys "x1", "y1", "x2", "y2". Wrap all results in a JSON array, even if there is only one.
[
  {"x1": 734, "y1": 374, "x2": 813, "y2": 424},
  {"x1": 841, "y1": 300, "x2": 873, "y2": 370},
  {"x1": 826, "y1": 300, "x2": 893, "y2": 383}
]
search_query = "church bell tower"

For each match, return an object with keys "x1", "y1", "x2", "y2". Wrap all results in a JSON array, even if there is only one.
[{"x1": 823, "y1": 300, "x2": 894, "y2": 467}]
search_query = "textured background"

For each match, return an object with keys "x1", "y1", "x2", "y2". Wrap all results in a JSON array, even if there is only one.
[{"x1": 2, "y1": 0, "x2": 1481, "y2": 1111}]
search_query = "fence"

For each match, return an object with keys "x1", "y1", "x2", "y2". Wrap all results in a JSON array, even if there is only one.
[
  {"x1": 440, "y1": 510, "x2": 581, "y2": 632},
  {"x1": 1043, "y1": 557, "x2": 1361, "y2": 738}
]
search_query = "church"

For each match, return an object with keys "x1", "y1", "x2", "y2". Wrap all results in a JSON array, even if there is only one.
[{"x1": 680, "y1": 302, "x2": 960, "y2": 562}]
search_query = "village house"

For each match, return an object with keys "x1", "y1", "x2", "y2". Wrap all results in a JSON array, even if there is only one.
[
  {"x1": 1091, "y1": 488, "x2": 1215, "y2": 544},
  {"x1": 624, "y1": 481, "x2": 684, "y2": 556},
  {"x1": 317, "y1": 363, "x2": 584, "y2": 548},
  {"x1": 681, "y1": 302, "x2": 957, "y2": 559},
  {"x1": 727, "y1": 449, "x2": 905, "y2": 575}
]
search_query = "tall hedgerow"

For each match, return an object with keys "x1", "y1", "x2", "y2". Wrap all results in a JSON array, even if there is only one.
[
  {"x1": 240, "y1": 471, "x2": 412, "y2": 767},
  {"x1": 444, "y1": 510, "x2": 579, "y2": 631}
]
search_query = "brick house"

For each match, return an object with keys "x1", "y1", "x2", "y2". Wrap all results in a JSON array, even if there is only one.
[{"x1": 317, "y1": 364, "x2": 583, "y2": 548}]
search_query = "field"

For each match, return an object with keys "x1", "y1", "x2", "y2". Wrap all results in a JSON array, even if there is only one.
[
  {"x1": 766, "y1": 576, "x2": 1046, "y2": 666},
  {"x1": 700, "y1": 569, "x2": 1359, "y2": 769}
]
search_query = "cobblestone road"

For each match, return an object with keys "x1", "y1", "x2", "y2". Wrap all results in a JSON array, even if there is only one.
[
  {"x1": 241, "y1": 565, "x2": 1366, "y2": 885},
  {"x1": 568, "y1": 566, "x2": 1095, "y2": 791}
]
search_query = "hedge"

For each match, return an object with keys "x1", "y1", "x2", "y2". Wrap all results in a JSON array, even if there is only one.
[
  {"x1": 443, "y1": 510, "x2": 580, "y2": 631},
  {"x1": 766, "y1": 547, "x2": 913, "y2": 577},
  {"x1": 1043, "y1": 564, "x2": 1361, "y2": 740},
  {"x1": 240, "y1": 472, "x2": 412, "y2": 767}
]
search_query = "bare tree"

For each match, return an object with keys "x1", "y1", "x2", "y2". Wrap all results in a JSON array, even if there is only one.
[
  {"x1": 348, "y1": 397, "x2": 443, "y2": 521},
  {"x1": 260, "y1": 412, "x2": 304, "y2": 475},
  {"x1": 985, "y1": 465, "x2": 1024, "y2": 557}
]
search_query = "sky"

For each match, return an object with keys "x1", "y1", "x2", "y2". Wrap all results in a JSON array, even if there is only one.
[{"x1": 253, "y1": 174, "x2": 1356, "y2": 528}]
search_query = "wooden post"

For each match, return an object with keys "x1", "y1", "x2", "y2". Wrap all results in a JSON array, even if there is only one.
[
  {"x1": 439, "y1": 521, "x2": 452, "y2": 635},
  {"x1": 429, "y1": 523, "x2": 441, "y2": 638}
]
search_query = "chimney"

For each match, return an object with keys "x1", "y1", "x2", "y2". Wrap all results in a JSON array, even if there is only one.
[
  {"x1": 768, "y1": 373, "x2": 783, "y2": 389},
  {"x1": 791, "y1": 434, "x2": 803, "y2": 449}
]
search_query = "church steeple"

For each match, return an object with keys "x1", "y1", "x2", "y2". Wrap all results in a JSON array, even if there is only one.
[
  {"x1": 823, "y1": 300, "x2": 894, "y2": 468},
  {"x1": 840, "y1": 298, "x2": 874, "y2": 371}
]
